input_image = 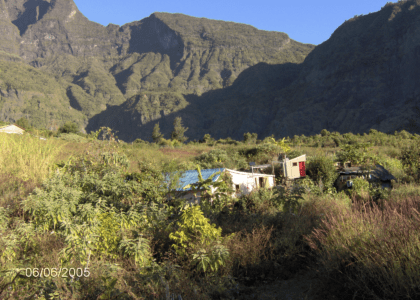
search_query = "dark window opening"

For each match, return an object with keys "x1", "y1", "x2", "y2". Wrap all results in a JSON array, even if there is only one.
[
  {"x1": 293, "y1": 162, "x2": 297, "y2": 167},
  {"x1": 259, "y1": 177, "x2": 265, "y2": 187},
  {"x1": 235, "y1": 184, "x2": 240, "y2": 192}
]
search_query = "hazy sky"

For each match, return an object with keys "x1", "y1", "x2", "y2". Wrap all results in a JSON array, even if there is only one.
[{"x1": 73, "y1": 0, "x2": 392, "y2": 45}]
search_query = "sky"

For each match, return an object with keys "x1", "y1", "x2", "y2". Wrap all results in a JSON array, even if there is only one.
[{"x1": 73, "y1": 0, "x2": 393, "y2": 45}]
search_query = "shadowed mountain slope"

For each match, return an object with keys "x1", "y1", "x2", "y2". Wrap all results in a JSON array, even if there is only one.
[
  {"x1": 0, "y1": 0, "x2": 314, "y2": 135},
  {"x1": 88, "y1": 0, "x2": 420, "y2": 142}
]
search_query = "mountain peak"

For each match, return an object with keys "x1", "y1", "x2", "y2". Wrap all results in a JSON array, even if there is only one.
[{"x1": 3, "y1": 0, "x2": 82, "y2": 35}]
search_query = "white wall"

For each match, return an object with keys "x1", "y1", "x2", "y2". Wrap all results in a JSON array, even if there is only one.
[
  {"x1": 227, "y1": 169, "x2": 275, "y2": 197},
  {"x1": 169, "y1": 170, "x2": 276, "y2": 203}
]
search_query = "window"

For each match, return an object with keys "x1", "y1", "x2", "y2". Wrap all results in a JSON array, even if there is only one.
[
  {"x1": 293, "y1": 162, "x2": 297, "y2": 167},
  {"x1": 235, "y1": 184, "x2": 240, "y2": 192}
]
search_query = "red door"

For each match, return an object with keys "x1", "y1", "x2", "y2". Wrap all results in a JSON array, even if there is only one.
[{"x1": 299, "y1": 162, "x2": 306, "y2": 177}]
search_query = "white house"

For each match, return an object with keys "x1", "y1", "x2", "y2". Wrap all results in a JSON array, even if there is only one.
[
  {"x1": 168, "y1": 168, "x2": 275, "y2": 203},
  {"x1": 0, "y1": 124, "x2": 25, "y2": 135},
  {"x1": 228, "y1": 168, "x2": 275, "y2": 197}
]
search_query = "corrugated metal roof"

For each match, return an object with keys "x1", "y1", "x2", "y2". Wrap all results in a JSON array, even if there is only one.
[
  {"x1": 338, "y1": 165, "x2": 395, "y2": 181},
  {"x1": 176, "y1": 168, "x2": 225, "y2": 191},
  {"x1": 340, "y1": 167, "x2": 365, "y2": 174},
  {"x1": 371, "y1": 164, "x2": 396, "y2": 181}
]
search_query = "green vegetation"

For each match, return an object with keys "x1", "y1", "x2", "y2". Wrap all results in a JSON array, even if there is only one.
[
  {"x1": 57, "y1": 122, "x2": 79, "y2": 134},
  {"x1": 152, "y1": 122, "x2": 164, "y2": 143},
  {"x1": 0, "y1": 3, "x2": 317, "y2": 142},
  {"x1": 15, "y1": 118, "x2": 31, "y2": 130},
  {"x1": 243, "y1": 132, "x2": 258, "y2": 144},
  {"x1": 3, "y1": 1, "x2": 420, "y2": 298},
  {"x1": 306, "y1": 156, "x2": 337, "y2": 192},
  {"x1": 1, "y1": 128, "x2": 420, "y2": 299},
  {"x1": 171, "y1": 117, "x2": 188, "y2": 143}
]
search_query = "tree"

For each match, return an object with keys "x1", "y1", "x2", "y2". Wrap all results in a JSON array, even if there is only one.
[
  {"x1": 336, "y1": 143, "x2": 373, "y2": 166},
  {"x1": 399, "y1": 143, "x2": 420, "y2": 182},
  {"x1": 306, "y1": 156, "x2": 338, "y2": 190},
  {"x1": 243, "y1": 132, "x2": 258, "y2": 144},
  {"x1": 320, "y1": 129, "x2": 330, "y2": 137},
  {"x1": 151, "y1": 123, "x2": 163, "y2": 143},
  {"x1": 58, "y1": 122, "x2": 79, "y2": 134},
  {"x1": 16, "y1": 117, "x2": 31, "y2": 130},
  {"x1": 171, "y1": 117, "x2": 188, "y2": 143},
  {"x1": 202, "y1": 134, "x2": 215, "y2": 144}
]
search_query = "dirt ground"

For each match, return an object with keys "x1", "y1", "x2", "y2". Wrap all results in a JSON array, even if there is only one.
[{"x1": 238, "y1": 268, "x2": 324, "y2": 300}]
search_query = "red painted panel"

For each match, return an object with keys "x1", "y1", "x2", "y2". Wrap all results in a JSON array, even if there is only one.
[{"x1": 299, "y1": 161, "x2": 306, "y2": 177}]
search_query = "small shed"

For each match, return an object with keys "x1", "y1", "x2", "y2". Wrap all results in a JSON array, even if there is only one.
[
  {"x1": 281, "y1": 155, "x2": 306, "y2": 179},
  {"x1": 0, "y1": 124, "x2": 25, "y2": 135},
  {"x1": 168, "y1": 168, "x2": 275, "y2": 203},
  {"x1": 336, "y1": 164, "x2": 395, "y2": 191}
]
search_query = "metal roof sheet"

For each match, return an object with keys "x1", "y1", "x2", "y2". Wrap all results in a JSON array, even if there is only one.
[
  {"x1": 338, "y1": 165, "x2": 395, "y2": 181},
  {"x1": 371, "y1": 164, "x2": 396, "y2": 181},
  {"x1": 175, "y1": 168, "x2": 225, "y2": 191}
]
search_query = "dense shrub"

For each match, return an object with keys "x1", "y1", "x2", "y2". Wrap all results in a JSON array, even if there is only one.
[
  {"x1": 15, "y1": 117, "x2": 31, "y2": 130},
  {"x1": 285, "y1": 149, "x2": 304, "y2": 159},
  {"x1": 133, "y1": 138, "x2": 149, "y2": 144},
  {"x1": 320, "y1": 129, "x2": 330, "y2": 137},
  {"x1": 194, "y1": 149, "x2": 248, "y2": 170},
  {"x1": 346, "y1": 177, "x2": 370, "y2": 201},
  {"x1": 399, "y1": 142, "x2": 420, "y2": 182},
  {"x1": 202, "y1": 133, "x2": 215, "y2": 145},
  {"x1": 58, "y1": 122, "x2": 79, "y2": 134},
  {"x1": 243, "y1": 132, "x2": 258, "y2": 144},
  {"x1": 169, "y1": 205, "x2": 230, "y2": 274},
  {"x1": 244, "y1": 143, "x2": 282, "y2": 163},
  {"x1": 336, "y1": 142, "x2": 374, "y2": 165},
  {"x1": 306, "y1": 156, "x2": 338, "y2": 190},
  {"x1": 216, "y1": 137, "x2": 240, "y2": 145}
]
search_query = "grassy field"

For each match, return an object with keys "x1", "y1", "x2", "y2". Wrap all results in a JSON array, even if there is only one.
[{"x1": 1, "y1": 130, "x2": 420, "y2": 300}]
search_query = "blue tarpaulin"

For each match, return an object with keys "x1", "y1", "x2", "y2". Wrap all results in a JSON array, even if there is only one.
[{"x1": 171, "y1": 168, "x2": 225, "y2": 191}]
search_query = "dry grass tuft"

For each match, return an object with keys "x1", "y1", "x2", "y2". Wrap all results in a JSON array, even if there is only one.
[{"x1": 306, "y1": 195, "x2": 420, "y2": 300}]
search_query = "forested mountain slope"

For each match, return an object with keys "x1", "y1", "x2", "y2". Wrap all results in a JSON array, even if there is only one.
[{"x1": 0, "y1": 0, "x2": 314, "y2": 138}]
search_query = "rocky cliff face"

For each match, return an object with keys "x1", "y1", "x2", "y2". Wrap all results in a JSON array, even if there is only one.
[
  {"x1": 1, "y1": 0, "x2": 418, "y2": 142},
  {"x1": 265, "y1": 0, "x2": 420, "y2": 137},
  {"x1": 0, "y1": 0, "x2": 21, "y2": 57},
  {"x1": 118, "y1": 0, "x2": 420, "y2": 142},
  {"x1": 0, "y1": 0, "x2": 314, "y2": 137}
]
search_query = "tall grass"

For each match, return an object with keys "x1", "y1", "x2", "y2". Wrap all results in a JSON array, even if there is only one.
[
  {"x1": 306, "y1": 196, "x2": 420, "y2": 300},
  {"x1": 0, "y1": 134, "x2": 63, "y2": 183}
]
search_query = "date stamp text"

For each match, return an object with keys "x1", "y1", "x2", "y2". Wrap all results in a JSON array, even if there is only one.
[{"x1": 25, "y1": 268, "x2": 90, "y2": 278}]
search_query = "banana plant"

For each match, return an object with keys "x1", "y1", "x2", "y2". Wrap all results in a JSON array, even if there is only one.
[
  {"x1": 183, "y1": 166, "x2": 231, "y2": 203},
  {"x1": 268, "y1": 137, "x2": 291, "y2": 156}
]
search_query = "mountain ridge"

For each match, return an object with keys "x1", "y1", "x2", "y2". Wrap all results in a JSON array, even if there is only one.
[
  {"x1": 1, "y1": 0, "x2": 419, "y2": 142},
  {"x1": 0, "y1": 0, "x2": 315, "y2": 138}
]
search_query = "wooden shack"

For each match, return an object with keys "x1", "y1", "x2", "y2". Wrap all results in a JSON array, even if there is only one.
[
  {"x1": 281, "y1": 155, "x2": 306, "y2": 180},
  {"x1": 335, "y1": 164, "x2": 396, "y2": 191}
]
